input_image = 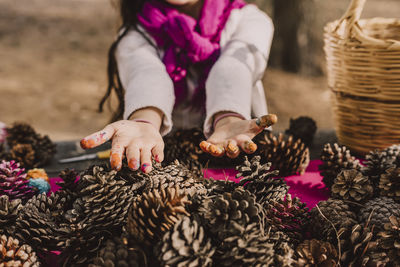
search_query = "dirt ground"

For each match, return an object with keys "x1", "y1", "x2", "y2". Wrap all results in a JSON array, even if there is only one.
[{"x1": 1, "y1": 0, "x2": 398, "y2": 141}]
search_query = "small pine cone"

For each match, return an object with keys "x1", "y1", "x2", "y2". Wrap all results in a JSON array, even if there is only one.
[
  {"x1": 296, "y1": 239, "x2": 338, "y2": 267},
  {"x1": 0, "y1": 195, "x2": 22, "y2": 235},
  {"x1": 89, "y1": 236, "x2": 146, "y2": 267},
  {"x1": 331, "y1": 169, "x2": 374, "y2": 202},
  {"x1": 379, "y1": 216, "x2": 400, "y2": 264},
  {"x1": 319, "y1": 143, "x2": 361, "y2": 189},
  {"x1": 56, "y1": 169, "x2": 79, "y2": 203},
  {"x1": 9, "y1": 143, "x2": 35, "y2": 169},
  {"x1": 309, "y1": 199, "x2": 357, "y2": 243},
  {"x1": 285, "y1": 116, "x2": 317, "y2": 147},
  {"x1": 265, "y1": 194, "x2": 310, "y2": 245},
  {"x1": 379, "y1": 167, "x2": 400, "y2": 201},
  {"x1": 0, "y1": 160, "x2": 37, "y2": 202},
  {"x1": 14, "y1": 193, "x2": 68, "y2": 253},
  {"x1": 0, "y1": 234, "x2": 40, "y2": 267},
  {"x1": 156, "y1": 216, "x2": 215, "y2": 267},
  {"x1": 358, "y1": 197, "x2": 400, "y2": 233},
  {"x1": 363, "y1": 145, "x2": 400, "y2": 189},
  {"x1": 200, "y1": 187, "x2": 262, "y2": 240},
  {"x1": 6, "y1": 123, "x2": 36, "y2": 146},
  {"x1": 215, "y1": 222, "x2": 275, "y2": 266},
  {"x1": 258, "y1": 132, "x2": 310, "y2": 176},
  {"x1": 236, "y1": 156, "x2": 286, "y2": 205},
  {"x1": 127, "y1": 185, "x2": 191, "y2": 246},
  {"x1": 340, "y1": 223, "x2": 388, "y2": 267}
]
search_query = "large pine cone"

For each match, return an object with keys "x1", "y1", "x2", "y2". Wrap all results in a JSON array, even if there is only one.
[
  {"x1": 309, "y1": 199, "x2": 357, "y2": 244},
  {"x1": 88, "y1": 236, "x2": 146, "y2": 267},
  {"x1": 144, "y1": 161, "x2": 207, "y2": 197},
  {"x1": 358, "y1": 197, "x2": 400, "y2": 233},
  {"x1": 156, "y1": 216, "x2": 215, "y2": 267},
  {"x1": 296, "y1": 239, "x2": 338, "y2": 267},
  {"x1": 341, "y1": 223, "x2": 390, "y2": 267},
  {"x1": 319, "y1": 143, "x2": 361, "y2": 189},
  {"x1": 127, "y1": 185, "x2": 191, "y2": 246},
  {"x1": 379, "y1": 216, "x2": 400, "y2": 265},
  {"x1": 215, "y1": 222, "x2": 275, "y2": 266},
  {"x1": 331, "y1": 169, "x2": 373, "y2": 202},
  {"x1": 60, "y1": 165, "x2": 142, "y2": 265},
  {"x1": 0, "y1": 235, "x2": 40, "y2": 267},
  {"x1": 0, "y1": 195, "x2": 22, "y2": 235},
  {"x1": 265, "y1": 194, "x2": 310, "y2": 245},
  {"x1": 200, "y1": 187, "x2": 262, "y2": 240},
  {"x1": 5, "y1": 123, "x2": 36, "y2": 145},
  {"x1": 257, "y1": 132, "x2": 310, "y2": 176},
  {"x1": 285, "y1": 116, "x2": 317, "y2": 147},
  {"x1": 236, "y1": 156, "x2": 286, "y2": 205},
  {"x1": 379, "y1": 167, "x2": 400, "y2": 202},
  {"x1": 13, "y1": 193, "x2": 68, "y2": 253},
  {"x1": 363, "y1": 145, "x2": 400, "y2": 190},
  {"x1": 0, "y1": 160, "x2": 37, "y2": 202}
]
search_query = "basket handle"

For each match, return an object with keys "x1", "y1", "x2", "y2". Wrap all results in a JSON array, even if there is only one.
[{"x1": 338, "y1": 0, "x2": 367, "y2": 38}]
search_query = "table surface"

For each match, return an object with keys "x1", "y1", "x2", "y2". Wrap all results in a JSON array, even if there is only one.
[{"x1": 44, "y1": 130, "x2": 337, "y2": 177}]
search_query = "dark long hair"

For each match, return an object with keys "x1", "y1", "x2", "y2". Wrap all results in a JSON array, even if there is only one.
[{"x1": 99, "y1": 0, "x2": 148, "y2": 121}]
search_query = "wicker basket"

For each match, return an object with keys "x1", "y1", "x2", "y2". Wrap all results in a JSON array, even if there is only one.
[{"x1": 324, "y1": 0, "x2": 400, "y2": 154}]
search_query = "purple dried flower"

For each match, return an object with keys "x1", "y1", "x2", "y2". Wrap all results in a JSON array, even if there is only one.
[{"x1": 0, "y1": 160, "x2": 37, "y2": 202}]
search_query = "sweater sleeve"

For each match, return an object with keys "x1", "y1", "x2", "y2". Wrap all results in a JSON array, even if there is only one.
[
  {"x1": 116, "y1": 28, "x2": 175, "y2": 136},
  {"x1": 203, "y1": 5, "x2": 274, "y2": 137}
]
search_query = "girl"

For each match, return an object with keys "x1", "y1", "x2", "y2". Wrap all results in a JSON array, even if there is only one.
[{"x1": 80, "y1": 0, "x2": 276, "y2": 173}]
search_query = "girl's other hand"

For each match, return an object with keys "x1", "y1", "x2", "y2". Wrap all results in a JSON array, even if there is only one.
[
  {"x1": 200, "y1": 114, "x2": 277, "y2": 158},
  {"x1": 80, "y1": 120, "x2": 164, "y2": 173}
]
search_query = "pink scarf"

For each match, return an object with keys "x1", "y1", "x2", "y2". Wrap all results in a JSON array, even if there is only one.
[{"x1": 138, "y1": 0, "x2": 246, "y2": 107}]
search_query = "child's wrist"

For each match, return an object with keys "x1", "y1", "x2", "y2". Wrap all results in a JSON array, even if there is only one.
[
  {"x1": 213, "y1": 112, "x2": 244, "y2": 130},
  {"x1": 129, "y1": 107, "x2": 163, "y2": 131}
]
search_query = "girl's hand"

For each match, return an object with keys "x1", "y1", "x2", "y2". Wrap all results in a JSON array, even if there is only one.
[
  {"x1": 80, "y1": 109, "x2": 164, "y2": 173},
  {"x1": 200, "y1": 114, "x2": 277, "y2": 158}
]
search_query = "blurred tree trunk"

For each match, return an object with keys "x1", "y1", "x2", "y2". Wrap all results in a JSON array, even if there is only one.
[{"x1": 270, "y1": 0, "x2": 303, "y2": 73}]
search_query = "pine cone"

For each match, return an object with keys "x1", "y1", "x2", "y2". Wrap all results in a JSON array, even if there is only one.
[
  {"x1": 9, "y1": 143, "x2": 35, "y2": 169},
  {"x1": 60, "y1": 165, "x2": 141, "y2": 265},
  {"x1": 13, "y1": 193, "x2": 68, "y2": 253},
  {"x1": 0, "y1": 235, "x2": 40, "y2": 267},
  {"x1": 5, "y1": 122, "x2": 56, "y2": 168},
  {"x1": 200, "y1": 187, "x2": 262, "y2": 241},
  {"x1": 215, "y1": 222, "x2": 275, "y2": 266},
  {"x1": 163, "y1": 128, "x2": 206, "y2": 172},
  {"x1": 258, "y1": 132, "x2": 310, "y2": 176},
  {"x1": 145, "y1": 161, "x2": 207, "y2": 197},
  {"x1": 378, "y1": 216, "x2": 400, "y2": 265},
  {"x1": 6, "y1": 123, "x2": 36, "y2": 145},
  {"x1": 379, "y1": 167, "x2": 400, "y2": 202},
  {"x1": 363, "y1": 145, "x2": 400, "y2": 190},
  {"x1": 341, "y1": 223, "x2": 389, "y2": 267},
  {"x1": 127, "y1": 185, "x2": 191, "y2": 246},
  {"x1": 358, "y1": 197, "x2": 400, "y2": 233},
  {"x1": 319, "y1": 143, "x2": 361, "y2": 189},
  {"x1": 331, "y1": 169, "x2": 373, "y2": 202},
  {"x1": 236, "y1": 156, "x2": 286, "y2": 205},
  {"x1": 89, "y1": 236, "x2": 146, "y2": 267},
  {"x1": 296, "y1": 239, "x2": 338, "y2": 267},
  {"x1": 156, "y1": 216, "x2": 215, "y2": 267},
  {"x1": 285, "y1": 116, "x2": 317, "y2": 147},
  {"x1": 0, "y1": 195, "x2": 22, "y2": 235},
  {"x1": 309, "y1": 199, "x2": 357, "y2": 244},
  {"x1": 265, "y1": 194, "x2": 310, "y2": 245},
  {"x1": 0, "y1": 160, "x2": 37, "y2": 202}
]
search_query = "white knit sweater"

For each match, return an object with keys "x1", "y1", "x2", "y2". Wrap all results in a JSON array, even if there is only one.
[{"x1": 116, "y1": 4, "x2": 274, "y2": 137}]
